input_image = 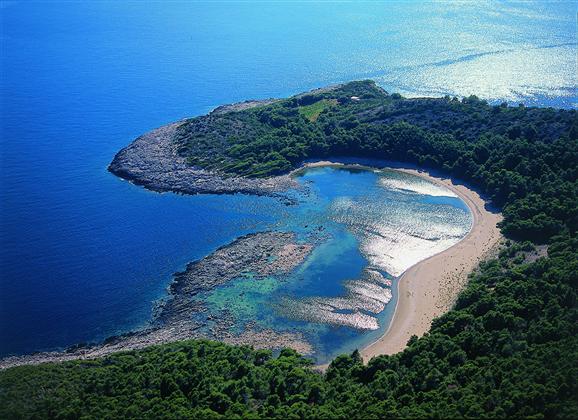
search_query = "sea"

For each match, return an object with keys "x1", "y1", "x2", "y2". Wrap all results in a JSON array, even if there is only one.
[{"x1": 0, "y1": 1, "x2": 575, "y2": 361}]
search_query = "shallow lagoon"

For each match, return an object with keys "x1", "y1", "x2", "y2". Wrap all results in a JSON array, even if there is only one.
[{"x1": 198, "y1": 166, "x2": 472, "y2": 363}]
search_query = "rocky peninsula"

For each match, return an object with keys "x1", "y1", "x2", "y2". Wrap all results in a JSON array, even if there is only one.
[{"x1": 108, "y1": 102, "x2": 296, "y2": 197}]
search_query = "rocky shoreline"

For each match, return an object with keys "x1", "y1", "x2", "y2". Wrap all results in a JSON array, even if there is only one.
[
  {"x1": 0, "y1": 231, "x2": 314, "y2": 370},
  {"x1": 107, "y1": 86, "x2": 349, "y2": 198},
  {"x1": 108, "y1": 103, "x2": 297, "y2": 197},
  {"x1": 2, "y1": 96, "x2": 326, "y2": 370},
  {"x1": 157, "y1": 231, "x2": 313, "y2": 326}
]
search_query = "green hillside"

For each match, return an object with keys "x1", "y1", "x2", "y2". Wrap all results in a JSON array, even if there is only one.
[{"x1": 177, "y1": 81, "x2": 577, "y2": 242}]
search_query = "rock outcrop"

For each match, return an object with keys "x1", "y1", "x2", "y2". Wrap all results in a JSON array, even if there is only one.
[{"x1": 108, "y1": 121, "x2": 297, "y2": 196}]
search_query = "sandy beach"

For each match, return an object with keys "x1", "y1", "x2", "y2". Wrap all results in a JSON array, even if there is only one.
[
  {"x1": 365, "y1": 168, "x2": 502, "y2": 360},
  {"x1": 299, "y1": 161, "x2": 503, "y2": 362}
]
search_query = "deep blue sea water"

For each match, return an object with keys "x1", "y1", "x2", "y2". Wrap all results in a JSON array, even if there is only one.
[{"x1": 1, "y1": 1, "x2": 576, "y2": 358}]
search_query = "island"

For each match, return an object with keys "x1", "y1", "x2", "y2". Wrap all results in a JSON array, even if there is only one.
[{"x1": 1, "y1": 81, "x2": 576, "y2": 419}]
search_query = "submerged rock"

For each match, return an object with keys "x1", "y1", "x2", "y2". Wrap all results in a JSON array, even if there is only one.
[
  {"x1": 159, "y1": 231, "x2": 312, "y2": 325},
  {"x1": 0, "y1": 231, "x2": 315, "y2": 369}
]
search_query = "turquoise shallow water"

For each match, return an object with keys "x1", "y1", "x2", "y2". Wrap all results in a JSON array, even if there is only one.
[
  {"x1": 198, "y1": 166, "x2": 471, "y2": 363},
  {"x1": 0, "y1": 1, "x2": 574, "y2": 357}
]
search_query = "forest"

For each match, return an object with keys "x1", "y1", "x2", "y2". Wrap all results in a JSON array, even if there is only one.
[{"x1": 1, "y1": 81, "x2": 576, "y2": 418}]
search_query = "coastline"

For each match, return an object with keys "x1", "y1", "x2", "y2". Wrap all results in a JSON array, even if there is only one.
[
  {"x1": 362, "y1": 166, "x2": 502, "y2": 360},
  {"x1": 108, "y1": 111, "x2": 503, "y2": 357},
  {"x1": 297, "y1": 160, "x2": 503, "y2": 362},
  {"x1": 1, "y1": 155, "x2": 501, "y2": 370},
  {"x1": 0, "y1": 232, "x2": 315, "y2": 370}
]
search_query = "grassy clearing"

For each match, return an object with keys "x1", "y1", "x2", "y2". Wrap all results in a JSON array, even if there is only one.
[{"x1": 298, "y1": 99, "x2": 336, "y2": 122}]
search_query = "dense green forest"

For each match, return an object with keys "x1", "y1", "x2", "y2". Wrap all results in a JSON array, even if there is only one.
[{"x1": 1, "y1": 81, "x2": 576, "y2": 418}]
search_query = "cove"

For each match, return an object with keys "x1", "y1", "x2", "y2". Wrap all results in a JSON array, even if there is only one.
[
  {"x1": 1, "y1": 163, "x2": 472, "y2": 366},
  {"x1": 126, "y1": 164, "x2": 473, "y2": 365},
  {"x1": 205, "y1": 165, "x2": 473, "y2": 363}
]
